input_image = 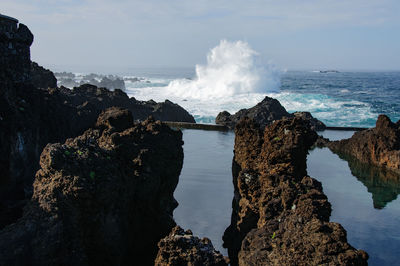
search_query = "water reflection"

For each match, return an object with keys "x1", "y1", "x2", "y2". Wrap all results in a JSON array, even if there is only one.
[
  {"x1": 336, "y1": 153, "x2": 400, "y2": 209},
  {"x1": 308, "y1": 147, "x2": 400, "y2": 266}
]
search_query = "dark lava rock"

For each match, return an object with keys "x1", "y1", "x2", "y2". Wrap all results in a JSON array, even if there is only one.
[
  {"x1": 328, "y1": 115, "x2": 400, "y2": 174},
  {"x1": 65, "y1": 84, "x2": 195, "y2": 123},
  {"x1": 215, "y1": 96, "x2": 290, "y2": 129},
  {"x1": 215, "y1": 96, "x2": 326, "y2": 131},
  {"x1": 0, "y1": 108, "x2": 183, "y2": 265},
  {"x1": 222, "y1": 117, "x2": 368, "y2": 265},
  {"x1": 30, "y1": 61, "x2": 57, "y2": 89},
  {"x1": 155, "y1": 226, "x2": 228, "y2": 266},
  {"x1": 293, "y1": 111, "x2": 326, "y2": 131},
  {"x1": 0, "y1": 18, "x2": 194, "y2": 229}
]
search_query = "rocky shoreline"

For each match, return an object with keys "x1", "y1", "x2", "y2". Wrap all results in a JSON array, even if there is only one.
[
  {"x1": 2, "y1": 14, "x2": 399, "y2": 265},
  {"x1": 222, "y1": 117, "x2": 368, "y2": 265}
]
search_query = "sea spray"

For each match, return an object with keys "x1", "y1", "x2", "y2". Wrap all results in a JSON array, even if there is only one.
[{"x1": 167, "y1": 40, "x2": 281, "y2": 99}]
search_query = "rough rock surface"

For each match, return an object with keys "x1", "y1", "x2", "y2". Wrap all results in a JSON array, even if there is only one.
[
  {"x1": 0, "y1": 18, "x2": 195, "y2": 228},
  {"x1": 155, "y1": 226, "x2": 228, "y2": 266},
  {"x1": 215, "y1": 96, "x2": 290, "y2": 129},
  {"x1": 30, "y1": 61, "x2": 57, "y2": 89},
  {"x1": 293, "y1": 111, "x2": 326, "y2": 131},
  {"x1": 0, "y1": 108, "x2": 184, "y2": 265},
  {"x1": 215, "y1": 96, "x2": 326, "y2": 131},
  {"x1": 328, "y1": 115, "x2": 400, "y2": 174},
  {"x1": 222, "y1": 117, "x2": 368, "y2": 265}
]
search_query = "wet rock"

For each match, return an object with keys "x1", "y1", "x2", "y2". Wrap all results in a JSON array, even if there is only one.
[
  {"x1": 155, "y1": 226, "x2": 228, "y2": 266},
  {"x1": 222, "y1": 117, "x2": 368, "y2": 265},
  {"x1": 215, "y1": 96, "x2": 325, "y2": 131},
  {"x1": 0, "y1": 108, "x2": 184, "y2": 265},
  {"x1": 328, "y1": 115, "x2": 400, "y2": 174}
]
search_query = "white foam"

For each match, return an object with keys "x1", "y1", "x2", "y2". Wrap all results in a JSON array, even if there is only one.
[{"x1": 167, "y1": 40, "x2": 281, "y2": 99}]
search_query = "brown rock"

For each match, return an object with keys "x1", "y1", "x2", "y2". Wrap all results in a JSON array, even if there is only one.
[
  {"x1": 223, "y1": 117, "x2": 368, "y2": 265},
  {"x1": 328, "y1": 115, "x2": 400, "y2": 174},
  {"x1": 155, "y1": 226, "x2": 228, "y2": 266},
  {"x1": 0, "y1": 108, "x2": 184, "y2": 265}
]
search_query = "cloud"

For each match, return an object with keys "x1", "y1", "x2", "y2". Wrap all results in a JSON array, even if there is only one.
[{"x1": 1, "y1": 0, "x2": 399, "y2": 69}]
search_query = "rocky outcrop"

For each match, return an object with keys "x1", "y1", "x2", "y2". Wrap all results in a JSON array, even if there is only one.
[
  {"x1": 0, "y1": 108, "x2": 183, "y2": 265},
  {"x1": 215, "y1": 96, "x2": 290, "y2": 129},
  {"x1": 55, "y1": 72, "x2": 126, "y2": 91},
  {"x1": 0, "y1": 17, "x2": 195, "y2": 229},
  {"x1": 215, "y1": 96, "x2": 326, "y2": 131},
  {"x1": 328, "y1": 115, "x2": 400, "y2": 174},
  {"x1": 30, "y1": 61, "x2": 57, "y2": 89},
  {"x1": 59, "y1": 84, "x2": 195, "y2": 123},
  {"x1": 293, "y1": 111, "x2": 326, "y2": 131},
  {"x1": 222, "y1": 117, "x2": 368, "y2": 265},
  {"x1": 155, "y1": 226, "x2": 228, "y2": 266}
]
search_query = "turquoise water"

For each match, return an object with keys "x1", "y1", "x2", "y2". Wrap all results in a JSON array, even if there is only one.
[
  {"x1": 175, "y1": 129, "x2": 400, "y2": 264},
  {"x1": 122, "y1": 70, "x2": 400, "y2": 127}
]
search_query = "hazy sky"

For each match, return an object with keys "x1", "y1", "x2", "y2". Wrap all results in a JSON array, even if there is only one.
[{"x1": 2, "y1": 0, "x2": 400, "y2": 71}]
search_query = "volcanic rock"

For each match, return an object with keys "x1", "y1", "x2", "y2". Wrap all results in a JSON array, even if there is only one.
[
  {"x1": 0, "y1": 108, "x2": 183, "y2": 265},
  {"x1": 215, "y1": 96, "x2": 326, "y2": 131},
  {"x1": 216, "y1": 96, "x2": 290, "y2": 129},
  {"x1": 328, "y1": 115, "x2": 400, "y2": 174},
  {"x1": 155, "y1": 226, "x2": 228, "y2": 266},
  {"x1": 0, "y1": 18, "x2": 195, "y2": 229},
  {"x1": 293, "y1": 111, "x2": 326, "y2": 131},
  {"x1": 30, "y1": 61, "x2": 57, "y2": 89},
  {"x1": 222, "y1": 117, "x2": 368, "y2": 265}
]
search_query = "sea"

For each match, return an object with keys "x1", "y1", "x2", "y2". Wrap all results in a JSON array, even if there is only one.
[{"x1": 54, "y1": 41, "x2": 400, "y2": 265}]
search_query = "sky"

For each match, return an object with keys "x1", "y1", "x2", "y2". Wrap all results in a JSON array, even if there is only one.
[{"x1": 2, "y1": 0, "x2": 400, "y2": 71}]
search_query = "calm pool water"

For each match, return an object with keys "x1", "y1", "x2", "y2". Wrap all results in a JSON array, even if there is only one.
[
  {"x1": 173, "y1": 129, "x2": 234, "y2": 255},
  {"x1": 174, "y1": 129, "x2": 400, "y2": 264},
  {"x1": 308, "y1": 131, "x2": 400, "y2": 266}
]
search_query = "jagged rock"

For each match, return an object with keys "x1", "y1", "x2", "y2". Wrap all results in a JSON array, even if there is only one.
[
  {"x1": 155, "y1": 226, "x2": 228, "y2": 266},
  {"x1": 216, "y1": 96, "x2": 290, "y2": 129},
  {"x1": 222, "y1": 117, "x2": 368, "y2": 265},
  {"x1": 30, "y1": 62, "x2": 57, "y2": 89},
  {"x1": 0, "y1": 108, "x2": 183, "y2": 265},
  {"x1": 328, "y1": 115, "x2": 400, "y2": 174},
  {"x1": 0, "y1": 19, "x2": 195, "y2": 229},
  {"x1": 215, "y1": 96, "x2": 325, "y2": 131},
  {"x1": 293, "y1": 111, "x2": 326, "y2": 131}
]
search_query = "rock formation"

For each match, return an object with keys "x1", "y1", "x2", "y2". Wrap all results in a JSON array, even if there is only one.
[
  {"x1": 30, "y1": 61, "x2": 57, "y2": 89},
  {"x1": 215, "y1": 96, "x2": 326, "y2": 131},
  {"x1": 155, "y1": 226, "x2": 228, "y2": 265},
  {"x1": 222, "y1": 117, "x2": 368, "y2": 265},
  {"x1": 328, "y1": 115, "x2": 400, "y2": 174},
  {"x1": 55, "y1": 72, "x2": 126, "y2": 91},
  {"x1": 0, "y1": 108, "x2": 183, "y2": 265}
]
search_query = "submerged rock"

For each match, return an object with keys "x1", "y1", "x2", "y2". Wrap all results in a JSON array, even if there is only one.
[
  {"x1": 222, "y1": 117, "x2": 368, "y2": 265},
  {"x1": 215, "y1": 96, "x2": 325, "y2": 131},
  {"x1": 0, "y1": 108, "x2": 184, "y2": 265},
  {"x1": 328, "y1": 115, "x2": 400, "y2": 174},
  {"x1": 155, "y1": 226, "x2": 228, "y2": 266}
]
